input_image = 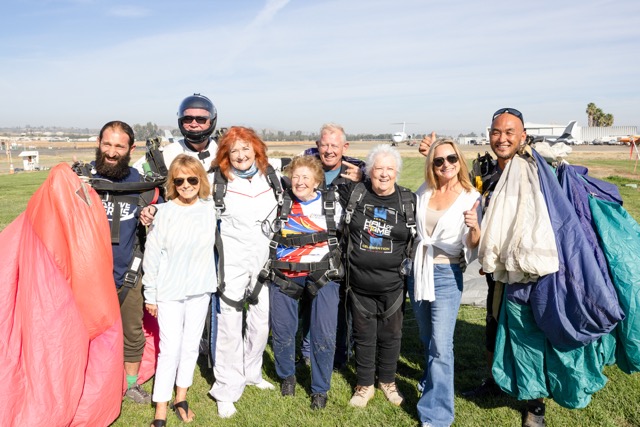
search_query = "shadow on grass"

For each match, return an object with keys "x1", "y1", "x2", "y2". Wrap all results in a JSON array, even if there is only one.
[
  {"x1": 400, "y1": 301, "x2": 522, "y2": 413},
  {"x1": 191, "y1": 298, "x2": 522, "y2": 423}
]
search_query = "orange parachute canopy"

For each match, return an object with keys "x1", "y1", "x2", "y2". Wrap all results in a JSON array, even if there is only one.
[{"x1": 0, "y1": 164, "x2": 123, "y2": 426}]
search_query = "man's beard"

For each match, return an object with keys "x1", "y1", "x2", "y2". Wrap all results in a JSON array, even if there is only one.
[{"x1": 94, "y1": 147, "x2": 132, "y2": 180}]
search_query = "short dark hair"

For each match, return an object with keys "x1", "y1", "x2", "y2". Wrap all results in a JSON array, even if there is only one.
[{"x1": 99, "y1": 121, "x2": 135, "y2": 147}]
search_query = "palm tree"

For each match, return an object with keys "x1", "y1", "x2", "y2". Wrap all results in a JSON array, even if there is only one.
[
  {"x1": 601, "y1": 113, "x2": 614, "y2": 127},
  {"x1": 593, "y1": 108, "x2": 605, "y2": 126},
  {"x1": 586, "y1": 102, "x2": 598, "y2": 127}
]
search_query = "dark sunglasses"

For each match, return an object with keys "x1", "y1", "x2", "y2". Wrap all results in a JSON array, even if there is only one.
[
  {"x1": 433, "y1": 154, "x2": 459, "y2": 167},
  {"x1": 173, "y1": 176, "x2": 199, "y2": 186},
  {"x1": 492, "y1": 107, "x2": 524, "y2": 124},
  {"x1": 181, "y1": 116, "x2": 209, "y2": 125}
]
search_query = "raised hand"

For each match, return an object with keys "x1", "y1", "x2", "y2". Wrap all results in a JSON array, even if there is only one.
[
  {"x1": 464, "y1": 200, "x2": 480, "y2": 230},
  {"x1": 340, "y1": 160, "x2": 363, "y2": 182},
  {"x1": 419, "y1": 131, "x2": 437, "y2": 156}
]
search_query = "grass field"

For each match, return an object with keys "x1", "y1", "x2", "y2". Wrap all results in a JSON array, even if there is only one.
[{"x1": 1, "y1": 155, "x2": 639, "y2": 427}]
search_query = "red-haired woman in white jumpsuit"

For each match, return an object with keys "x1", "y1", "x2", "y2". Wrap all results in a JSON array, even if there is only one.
[{"x1": 208, "y1": 126, "x2": 279, "y2": 418}]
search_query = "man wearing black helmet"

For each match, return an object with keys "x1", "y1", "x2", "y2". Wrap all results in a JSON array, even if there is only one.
[
  {"x1": 134, "y1": 93, "x2": 219, "y2": 180},
  {"x1": 161, "y1": 93, "x2": 219, "y2": 172}
]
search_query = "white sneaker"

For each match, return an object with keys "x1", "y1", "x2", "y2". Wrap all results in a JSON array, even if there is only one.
[
  {"x1": 249, "y1": 379, "x2": 275, "y2": 390},
  {"x1": 217, "y1": 401, "x2": 237, "y2": 418}
]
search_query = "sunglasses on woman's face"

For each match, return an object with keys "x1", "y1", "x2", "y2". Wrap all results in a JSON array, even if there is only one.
[
  {"x1": 173, "y1": 176, "x2": 199, "y2": 186},
  {"x1": 433, "y1": 154, "x2": 459, "y2": 167}
]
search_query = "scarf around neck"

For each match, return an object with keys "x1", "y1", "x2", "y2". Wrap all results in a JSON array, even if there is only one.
[{"x1": 232, "y1": 162, "x2": 258, "y2": 179}]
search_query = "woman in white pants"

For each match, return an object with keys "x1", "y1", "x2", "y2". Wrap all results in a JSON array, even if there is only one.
[
  {"x1": 143, "y1": 155, "x2": 217, "y2": 427},
  {"x1": 208, "y1": 126, "x2": 278, "y2": 418}
]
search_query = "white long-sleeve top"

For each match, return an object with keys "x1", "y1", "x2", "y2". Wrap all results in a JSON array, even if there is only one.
[
  {"x1": 412, "y1": 183, "x2": 481, "y2": 302},
  {"x1": 142, "y1": 198, "x2": 217, "y2": 304}
]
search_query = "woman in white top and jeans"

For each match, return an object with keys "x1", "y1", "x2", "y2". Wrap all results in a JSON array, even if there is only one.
[{"x1": 409, "y1": 139, "x2": 481, "y2": 427}]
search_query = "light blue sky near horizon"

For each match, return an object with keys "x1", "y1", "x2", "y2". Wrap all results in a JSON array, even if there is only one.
[{"x1": 1, "y1": 0, "x2": 638, "y2": 136}]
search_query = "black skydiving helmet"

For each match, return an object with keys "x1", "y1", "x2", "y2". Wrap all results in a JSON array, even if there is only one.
[{"x1": 177, "y1": 93, "x2": 218, "y2": 144}]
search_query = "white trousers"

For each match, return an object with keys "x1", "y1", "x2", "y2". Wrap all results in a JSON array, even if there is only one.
[
  {"x1": 209, "y1": 283, "x2": 270, "y2": 402},
  {"x1": 152, "y1": 293, "x2": 211, "y2": 403}
]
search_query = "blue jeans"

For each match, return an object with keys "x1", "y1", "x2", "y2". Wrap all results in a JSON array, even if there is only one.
[
  {"x1": 270, "y1": 278, "x2": 339, "y2": 394},
  {"x1": 409, "y1": 264, "x2": 463, "y2": 427},
  {"x1": 301, "y1": 281, "x2": 350, "y2": 367}
]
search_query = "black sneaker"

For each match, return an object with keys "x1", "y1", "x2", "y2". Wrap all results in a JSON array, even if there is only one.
[
  {"x1": 281, "y1": 375, "x2": 296, "y2": 396},
  {"x1": 522, "y1": 410, "x2": 546, "y2": 427},
  {"x1": 522, "y1": 402, "x2": 546, "y2": 427},
  {"x1": 310, "y1": 393, "x2": 327, "y2": 410},
  {"x1": 461, "y1": 378, "x2": 503, "y2": 398}
]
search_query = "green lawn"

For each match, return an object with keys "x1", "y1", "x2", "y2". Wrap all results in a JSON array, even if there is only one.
[{"x1": 1, "y1": 157, "x2": 640, "y2": 427}]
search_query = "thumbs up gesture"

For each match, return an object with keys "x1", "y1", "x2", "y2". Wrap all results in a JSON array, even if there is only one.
[
  {"x1": 419, "y1": 131, "x2": 437, "y2": 156},
  {"x1": 464, "y1": 200, "x2": 480, "y2": 230}
]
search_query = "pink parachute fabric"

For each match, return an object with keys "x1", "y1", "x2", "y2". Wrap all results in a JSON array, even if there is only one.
[
  {"x1": 135, "y1": 311, "x2": 160, "y2": 387},
  {"x1": 0, "y1": 164, "x2": 123, "y2": 426}
]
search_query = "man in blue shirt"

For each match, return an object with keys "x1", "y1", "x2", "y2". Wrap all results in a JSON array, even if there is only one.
[
  {"x1": 299, "y1": 123, "x2": 364, "y2": 371},
  {"x1": 92, "y1": 120, "x2": 151, "y2": 404}
]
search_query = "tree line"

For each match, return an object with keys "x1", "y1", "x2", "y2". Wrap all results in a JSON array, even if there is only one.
[{"x1": 131, "y1": 122, "x2": 422, "y2": 143}]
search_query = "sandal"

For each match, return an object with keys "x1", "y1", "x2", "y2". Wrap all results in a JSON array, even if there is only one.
[
  {"x1": 150, "y1": 420, "x2": 166, "y2": 427},
  {"x1": 170, "y1": 400, "x2": 192, "y2": 422}
]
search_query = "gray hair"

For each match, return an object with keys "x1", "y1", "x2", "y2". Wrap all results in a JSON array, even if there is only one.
[
  {"x1": 320, "y1": 123, "x2": 346, "y2": 144},
  {"x1": 365, "y1": 144, "x2": 402, "y2": 179}
]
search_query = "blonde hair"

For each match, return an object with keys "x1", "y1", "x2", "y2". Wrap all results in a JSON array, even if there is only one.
[
  {"x1": 424, "y1": 138, "x2": 472, "y2": 191},
  {"x1": 166, "y1": 154, "x2": 211, "y2": 200}
]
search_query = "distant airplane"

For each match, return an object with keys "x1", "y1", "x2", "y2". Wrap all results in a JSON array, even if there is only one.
[
  {"x1": 619, "y1": 135, "x2": 640, "y2": 145},
  {"x1": 530, "y1": 121, "x2": 578, "y2": 144},
  {"x1": 391, "y1": 122, "x2": 415, "y2": 146}
]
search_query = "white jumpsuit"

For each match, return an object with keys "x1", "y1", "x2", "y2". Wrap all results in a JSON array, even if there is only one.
[
  {"x1": 133, "y1": 137, "x2": 218, "y2": 184},
  {"x1": 208, "y1": 171, "x2": 278, "y2": 403}
]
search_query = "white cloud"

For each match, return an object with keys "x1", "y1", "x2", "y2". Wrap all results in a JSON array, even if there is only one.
[{"x1": 107, "y1": 5, "x2": 150, "y2": 18}]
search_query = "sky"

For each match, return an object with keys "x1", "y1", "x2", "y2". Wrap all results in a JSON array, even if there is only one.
[{"x1": 1, "y1": 0, "x2": 639, "y2": 136}]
